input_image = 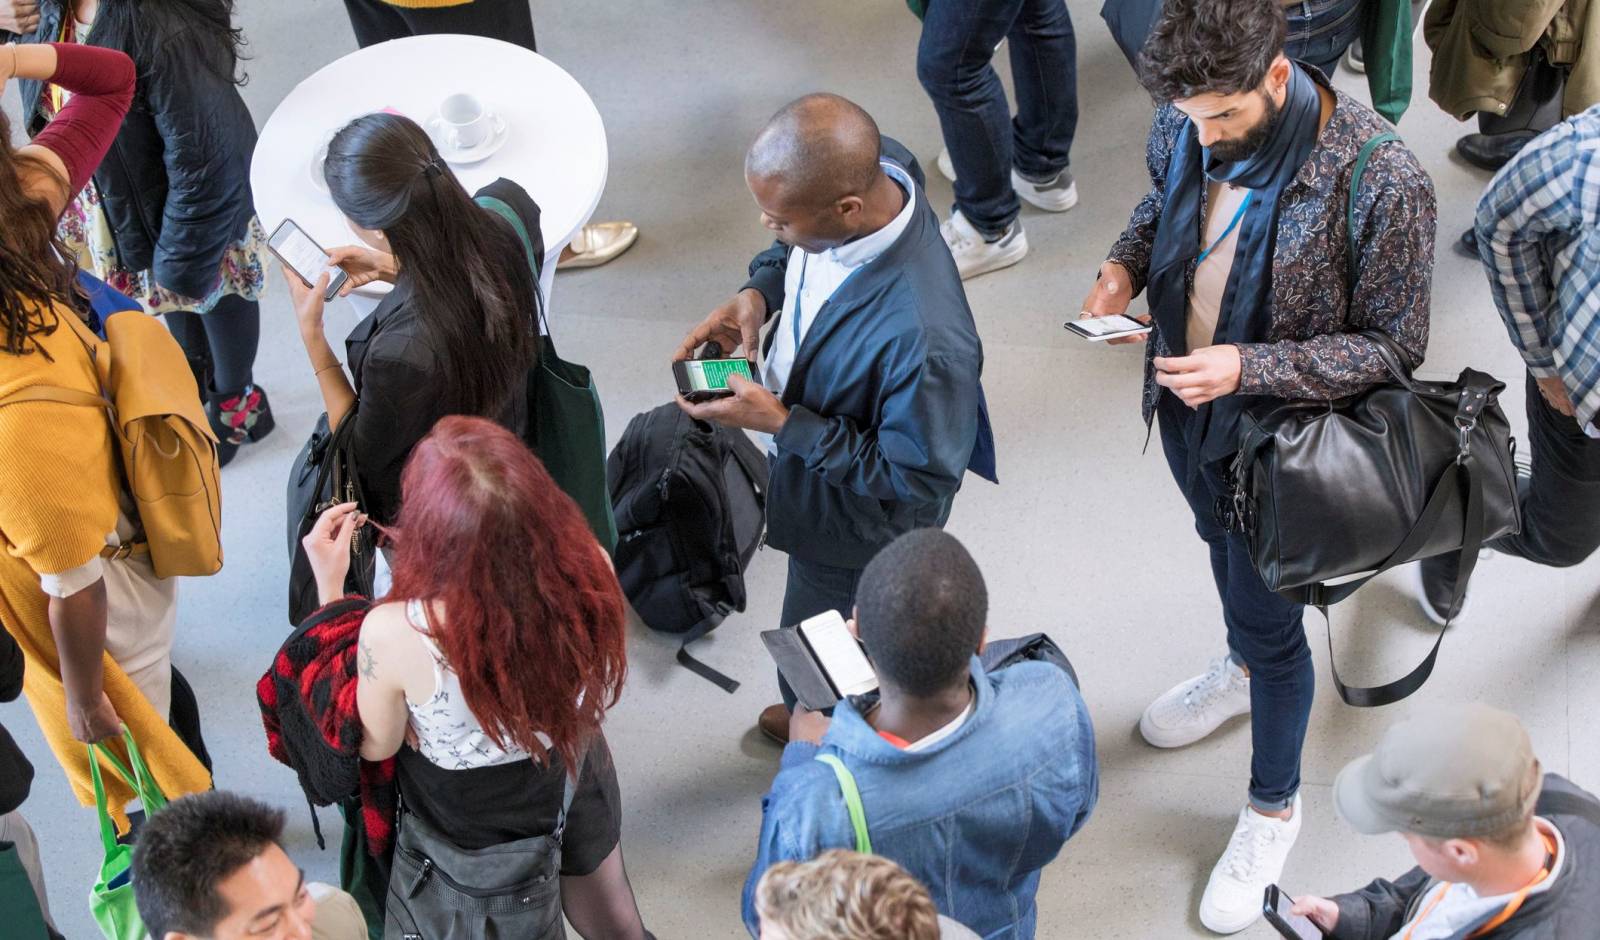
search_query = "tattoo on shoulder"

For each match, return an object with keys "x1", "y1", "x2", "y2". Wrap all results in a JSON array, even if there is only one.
[{"x1": 359, "y1": 640, "x2": 377, "y2": 679}]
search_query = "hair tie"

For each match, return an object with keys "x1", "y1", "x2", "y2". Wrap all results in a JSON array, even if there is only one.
[{"x1": 422, "y1": 158, "x2": 443, "y2": 179}]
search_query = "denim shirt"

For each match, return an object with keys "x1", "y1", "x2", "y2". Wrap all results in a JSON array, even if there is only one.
[{"x1": 742, "y1": 657, "x2": 1098, "y2": 939}]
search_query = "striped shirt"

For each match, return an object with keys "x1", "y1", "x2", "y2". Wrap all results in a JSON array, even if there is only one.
[{"x1": 1475, "y1": 104, "x2": 1600, "y2": 432}]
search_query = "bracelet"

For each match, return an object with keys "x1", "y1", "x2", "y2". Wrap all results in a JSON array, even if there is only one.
[{"x1": 314, "y1": 361, "x2": 343, "y2": 378}]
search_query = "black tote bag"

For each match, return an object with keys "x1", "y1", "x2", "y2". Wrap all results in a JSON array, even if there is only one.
[
  {"x1": 1101, "y1": 0, "x2": 1164, "y2": 69},
  {"x1": 286, "y1": 411, "x2": 377, "y2": 624}
]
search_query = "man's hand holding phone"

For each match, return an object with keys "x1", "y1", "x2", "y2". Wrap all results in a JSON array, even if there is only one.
[
  {"x1": 674, "y1": 288, "x2": 766, "y2": 363},
  {"x1": 1287, "y1": 896, "x2": 1339, "y2": 933},
  {"x1": 1078, "y1": 260, "x2": 1150, "y2": 346},
  {"x1": 676, "y1": 373, "x2": 789, "y2": 435}
]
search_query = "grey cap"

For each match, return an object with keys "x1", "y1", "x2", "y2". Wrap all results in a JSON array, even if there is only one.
[{"x1": 1333, "y1": 703, "x2": 1542, "y2": 839}]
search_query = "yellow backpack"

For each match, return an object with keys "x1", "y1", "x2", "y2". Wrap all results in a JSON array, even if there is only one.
[{"x1": 0, "y1": 311, "x2": 223, "y2": 578}]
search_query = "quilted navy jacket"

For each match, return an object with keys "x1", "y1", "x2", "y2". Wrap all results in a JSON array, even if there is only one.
[{"x1": 11, "y1": 2, "x2": 259, "y2": 299}]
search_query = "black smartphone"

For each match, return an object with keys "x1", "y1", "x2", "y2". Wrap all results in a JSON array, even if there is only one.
[
  {"x1": 268, "y1": 218, "x2": 349, "y2": 302},
  {"x1": 673, "y1": 357, "x2": 755, "y2": 403},
  {"x1": 1263, "y1": 886, "x2": 1328, "y2": 940}
]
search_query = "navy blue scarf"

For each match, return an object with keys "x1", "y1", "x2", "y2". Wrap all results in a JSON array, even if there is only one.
[{"x1": 1147, "y1": 64, "x2": 1323, "y2": 463}]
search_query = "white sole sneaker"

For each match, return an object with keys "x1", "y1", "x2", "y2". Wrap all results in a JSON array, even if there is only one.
[
  {"x1": 941, "y1": 211, "x2": 1028, "y2": 280},
  {"x1": 936, "y1": 147, "x2": 956, "y2": 183},
  {"x1": 1200, "y1": 797, "x2": 1303, "y2": 934},
  {"x1": 1139, "y1": 655, "x2": 1252, "y2": 749},
  {"x1": 1012, "y1": 168, "x2": 1079, "y2": 212}
]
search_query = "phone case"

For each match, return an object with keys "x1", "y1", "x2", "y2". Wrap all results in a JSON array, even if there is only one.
[{"x1": 760, "y1": 628, "x2": 841, "y2": 712}]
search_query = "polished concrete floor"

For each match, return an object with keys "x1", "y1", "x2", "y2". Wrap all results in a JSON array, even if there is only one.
[{"x1": 5, "y1": 2, "x2": 1598, "y2": 938}]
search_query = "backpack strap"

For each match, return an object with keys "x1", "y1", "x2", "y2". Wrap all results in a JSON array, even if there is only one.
[
  {"x1": 814, "y1": 753, "x2": 872, "y2": 854},
  {"x1": 676, "y1": 608, "x2": 740, "y2": 694},
  {"x1": 1346, "y1": 131, "x2": 1401, "y2": 293},
  {"x1": 1536, "y1": 789, "x2": 1600, "y2": 828},
  {"x1": 0, "y1": 384, "x2": 110, "y2": 412}
]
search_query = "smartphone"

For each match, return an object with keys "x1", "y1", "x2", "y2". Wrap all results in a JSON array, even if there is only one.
[
  {"x1": 673, "y1": 357, "x2": 755, "y2": 403},
  {"x1": 796, "y1": 611, "x2": 878, "y2": 699},
  {"x1": 268, "y1": 219, "x2": 349, "y2": 302},
  {"x1": 1263, "y1": 886, "x2": 1328, "y2": 940},
  {"x1": 1064, "y1": 313, "x2": 1152, "y2": 342}
]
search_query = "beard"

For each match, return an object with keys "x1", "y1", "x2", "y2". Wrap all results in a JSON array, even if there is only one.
[{"x1": 1208, "y1": 91, "x2": 1281, "y2": 164}]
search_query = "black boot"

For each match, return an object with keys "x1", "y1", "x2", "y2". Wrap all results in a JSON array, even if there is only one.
[
  {"x1": 1455, "y1": 130, "x2": 1538, "y2": 172},
  {"x1": 207, "y1": 384, "x2": 274, "y2": 468}
]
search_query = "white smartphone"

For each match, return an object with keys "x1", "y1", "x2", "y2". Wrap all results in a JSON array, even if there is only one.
[
  {"x1": 797, "y1": 611, "x2": 878, "y2": 699},
  {"x1": 1065, "y1": 313, "x2": 1152, "y2": 342},
  {"x1": 268, "y1": 219, "x2": 349, "y2": 301}
]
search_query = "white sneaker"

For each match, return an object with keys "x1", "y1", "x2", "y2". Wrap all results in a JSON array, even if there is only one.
[
  {"x1": 1139, "y1": 654, "x2": 1251, "y2": 748},
  {"x1": 940, "y1": 210, "x2": 1027, "y2": 280},
  {"x1": 933, "y1": 149, "x2": 1079, "y2": 213},
  {"x1": 1011, "y1": 167, "x2": 1078, "y2": 212},
  {"x1": 1200, "y1": 797, "x2": 1303, "y2": 934}
]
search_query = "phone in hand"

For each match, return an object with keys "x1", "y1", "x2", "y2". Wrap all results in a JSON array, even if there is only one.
[
  {"x1": 1263, "y1": 886, "x2": 1328, "y2": 940},
  {"x1": 268, "y1": 219, "x2": 349, "y2": 302},
  {"x1": 1064, "y1": 313, "x2": 1152, "y2": 342},
  {"x1": 673, "y1": 357, "x2": 755, "y2": 403}
]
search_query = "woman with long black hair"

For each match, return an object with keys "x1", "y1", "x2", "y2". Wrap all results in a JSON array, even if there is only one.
[
  {"x1": 284, "y1": 110, "x2": 541, "y2": 529},
  {"x1": 10, "y1": 0, "x2": 273, "y2": 466}
]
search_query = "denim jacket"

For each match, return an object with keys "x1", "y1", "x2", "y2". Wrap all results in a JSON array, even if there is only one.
[{"x1": 742, "y1": 657, "x2": 1098, "y2": 939}]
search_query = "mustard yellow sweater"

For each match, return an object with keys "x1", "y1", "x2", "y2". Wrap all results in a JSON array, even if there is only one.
[
  {"x1": 379, "y1": 0, "x2": 475, "y2": 8},
  {"x1": 0, "y1": 309, "x2": 210, "y2": 829}
]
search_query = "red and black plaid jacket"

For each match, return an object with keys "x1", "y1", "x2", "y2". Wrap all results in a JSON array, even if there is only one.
[{"x1": 258, "y1": 596, "x2": 398, "y2": 856}]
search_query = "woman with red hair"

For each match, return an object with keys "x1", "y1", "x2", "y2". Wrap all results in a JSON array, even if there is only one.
[{"x1": 303, "y1": 415, "x2": 649, "y2": 938}]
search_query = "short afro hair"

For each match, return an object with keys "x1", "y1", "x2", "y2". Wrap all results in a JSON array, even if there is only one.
[
  {"x1": 132, "y1": 790, "x2": 287, "y2": 938},
  {"x1": 1137, "y1": 0, "x2": 1288, "y2": 103},
  {"x1": 855, "y1": 529, "x2": 986, "y2": 696}
]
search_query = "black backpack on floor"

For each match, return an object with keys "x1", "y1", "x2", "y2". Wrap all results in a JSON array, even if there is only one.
[{"x1": 607, "y1": 403, "x2": 767, "y2": 692}]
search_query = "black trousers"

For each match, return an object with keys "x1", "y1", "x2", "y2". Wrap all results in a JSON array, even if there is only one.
[
  {"x1": 1493, "y1": 373, "x2": 1600, "y2": 567},
  {"x1": 341, "y1": 0, "x2": 536, "y2": 51}
]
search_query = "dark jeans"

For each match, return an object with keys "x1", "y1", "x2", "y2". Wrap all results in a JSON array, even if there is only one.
[
  {"x1": 165, "y1": 293, "x2": 260, "y2": 397},
  {"x1": 341, "y1": 0, "x2": 537, "y2": 51},
  {"x1": 1157, "y1": 392, "x2": 1312, "y2": 812},
  {"x1": 1283, "y1": 0, "x2": 1363, "y2": 76},
  {"x1": 1493, "y1": 373, "x2": 1600, "y2": 566},
  {"x1": 775, "y1": 556, "x2": 864, "y2": 712},
  {"x1": 917, "y1": 0, "x2": 1078, "y2": 236}
]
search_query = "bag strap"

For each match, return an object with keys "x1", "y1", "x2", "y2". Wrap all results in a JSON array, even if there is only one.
[
  {"x1": 1346, "y1": 131, "x2": 1400, "y2": 294},
  {"x1": 1536, "y1": 789, "x2": 1600, "y2": 828},
  {"x1": 814, "y1": 753, "x2": 872, "y2": 854},
  {"x1": 0, "y1": 384, "x2": 111, "y2": 412},
  {"x1": 474, "y1": 194, "x2": 550, "y2": 338},
  {"x1": 1314, "y1": 453, "x2": 1487, "y2": 707},
  {"x1": 87, "y1": 730, "x2": 169, "y2": 851},
  {"x1": 676, "y1": 608, "x2": 741, "y2": 694}
]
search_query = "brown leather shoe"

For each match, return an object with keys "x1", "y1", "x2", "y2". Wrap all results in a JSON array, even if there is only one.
[{"x1": 758, "y1": 704, "x2": 790, "y2": 745}]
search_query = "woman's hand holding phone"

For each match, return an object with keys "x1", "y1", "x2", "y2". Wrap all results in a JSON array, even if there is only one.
[
  {"x1": 1079, "y1": 260, "x2": 1150, "y2": 346},
  {"x1": 327, "y1": 245, "x2": 398, "y2": 296},
  {"x1": 281, "y1": 266, "x2": 330, "y2": 343}
]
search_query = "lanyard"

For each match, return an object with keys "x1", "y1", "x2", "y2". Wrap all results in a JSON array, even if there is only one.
[
  {"x1": 791, "y1": 252, "x2": 810, "y2": 351},
  {"x1": 1197, "y1": 190, "x2": 1252, "y2": 265},
  {"x1": 1403, "y1": 831, "x2": 1558, "y2": 940}
]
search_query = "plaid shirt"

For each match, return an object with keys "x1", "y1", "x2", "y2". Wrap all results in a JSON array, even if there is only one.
[{"x1": 1475, "y1": 104, "x2": 1600, "y2": 431}]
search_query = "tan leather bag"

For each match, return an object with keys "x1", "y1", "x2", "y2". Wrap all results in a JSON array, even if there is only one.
[{"x1": 0, "y1": 312, "x2": 223, "y2": 577}]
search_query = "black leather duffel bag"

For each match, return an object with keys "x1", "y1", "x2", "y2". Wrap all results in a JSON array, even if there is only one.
[{"x1": 1228, "y1": 331, "x2": 1520, "y2": 707}]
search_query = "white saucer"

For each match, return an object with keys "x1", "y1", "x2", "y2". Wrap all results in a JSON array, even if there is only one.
[{"x1": 426, "y1": 112, "x2": 510, "y2": 165}]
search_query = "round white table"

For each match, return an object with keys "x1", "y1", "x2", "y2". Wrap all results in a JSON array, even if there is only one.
[{"x1": 250, "y1": 35, "x2": 608, "y2": 318}]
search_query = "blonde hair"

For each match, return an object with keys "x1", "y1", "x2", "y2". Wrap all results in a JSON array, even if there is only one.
[{"x1": 755, "y1": 851, "x2": 942, "y2": 940}]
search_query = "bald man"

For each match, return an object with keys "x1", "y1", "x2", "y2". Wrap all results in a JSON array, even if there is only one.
[{"x1": 674, "y1": 94, "x2": 996, "y2": 743}]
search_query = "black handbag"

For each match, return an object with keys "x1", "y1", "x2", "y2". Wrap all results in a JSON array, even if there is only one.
[
  {"x1": 286, "y1": 412, "x2": 377, "y2": 624},
  {"x1": 1228, "y1": 332, "x2": 1520, "y2": 706}
]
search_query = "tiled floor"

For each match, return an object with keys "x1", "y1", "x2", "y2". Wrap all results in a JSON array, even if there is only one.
[{"x1": 5, "y1": 2, "x2": 1596, "y2": 938}]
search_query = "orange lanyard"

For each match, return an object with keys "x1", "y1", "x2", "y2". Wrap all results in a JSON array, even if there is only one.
[{"x1": 1403, "y1": 831, "x2": 1557, "y2": 940}]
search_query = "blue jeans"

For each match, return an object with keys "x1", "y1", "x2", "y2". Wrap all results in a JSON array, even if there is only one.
[
  {"x1": 776, "y1": 556, "x2": 864, "y2": 712},
  {"x1": 1284, "y1": 0, "x2": 1363, "y2": 76},
  {"x1": 1157, "y1": 392, "x2": 1312, "y2": 812},
  {"x1": 917, "y1": 0, "x2": 1078, "y2": 237},
  {"x1": 1493, "y1": 372, "x2": 1600, "y2": 566}
]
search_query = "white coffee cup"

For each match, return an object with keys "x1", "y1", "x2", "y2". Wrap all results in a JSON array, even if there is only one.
[{"x1": 437, "y1": 93, "x2": 492, "y2": 151}]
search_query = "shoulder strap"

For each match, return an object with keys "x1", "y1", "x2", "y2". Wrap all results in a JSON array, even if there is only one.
[
  {"x1": 814, "y1": 753, "x2": 872, "y2": 854},
  {"x1": 0, "y1": 384, "x2": 110, "y2": 411},
  {"x1": 474, "y1": 194, "x2": 549, "y2": 335},
  {"x1": 1346, "y1": 132, "x2": 1401, "y2": 292},
  {"x1": 1537, "y1": 789, "x2": 1600, "y2": 828}
]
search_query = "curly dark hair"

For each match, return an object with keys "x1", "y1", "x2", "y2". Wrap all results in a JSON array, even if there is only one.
[{"x1": 1137, "y1": 0, "x2": 1288, "y2": 103}]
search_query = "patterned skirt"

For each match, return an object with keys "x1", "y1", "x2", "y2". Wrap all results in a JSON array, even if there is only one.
[{"x1": 56, "y1": 179, "x2": 269, "y2": 316}]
